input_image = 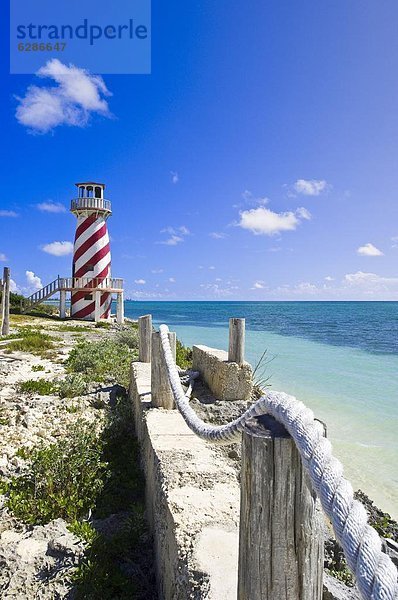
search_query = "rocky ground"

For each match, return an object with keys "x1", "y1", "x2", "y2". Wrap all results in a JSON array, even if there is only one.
[{"x1": 0, "y1": 315, "x2": 155, "y2": 599}]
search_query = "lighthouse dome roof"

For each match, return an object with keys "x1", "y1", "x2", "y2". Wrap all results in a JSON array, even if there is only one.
[{"x1": 75, "y1": 182, "x2": 106, "y2": 188}]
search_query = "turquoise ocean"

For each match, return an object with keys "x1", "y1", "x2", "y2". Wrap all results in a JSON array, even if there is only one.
[{"x1": 123, "y1": 301, "x2": 398, "y2": 518}]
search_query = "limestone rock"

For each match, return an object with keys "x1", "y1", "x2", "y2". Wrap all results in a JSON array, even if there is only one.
[
  {"x1": 192, "y1": 345, "x2": 252, "y2": 401},
  {"x1": 323, "y1": 572, "x2": 361, "y2": 600}
]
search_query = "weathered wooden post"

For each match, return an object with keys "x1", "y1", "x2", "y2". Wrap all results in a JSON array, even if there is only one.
[
  {"x1": 238, "y1": 414, "x2": 323, "y2": 600},
  {"x1": 94, "y1": 291, "x2": 101, "y2": 323},
  {"x1": 0, "y1": 277, "x2": 4, "y2": 334},
  {"x1": 1, "y1": 267, "x2": 11, "y2": 336},
  {"x1": 228, "y1": 317, "x2": 245, "y2": 365},
  {"x1": 116, "y1": 291, "x2": 124, "y2": 324},
  {"x1": 59, "y1": 290, "x2": 66, "y2": 319},
  {"x1": 138, "y1": 314, "x2": 152, "y2": 362},
  {"x1": 151, "y1": 330, "x2": 176, "y2": 409}
]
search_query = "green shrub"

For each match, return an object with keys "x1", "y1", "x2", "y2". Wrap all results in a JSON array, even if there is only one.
[
  {"x1": 0, "y1": 407, "x2": 9, "y2": 426},
  {"x1": 58, "y1": 373, "x2": 87, "y2": 399},
  {"x1": 115, "y1": 325, "x2": 139, "y2": 350},
  {"x1": 1, "y1": 420, "x2": 107, "y2": 525},
  {"x1": 17, "y1": 378, "x2": 56, "y2": 395},
  {"x1": 66, "y1": 340, "x2": 135, "y2": 388},
  {"x1": 71, "y1": 394, "x2": 151, "y2": 599},
  {"x1": 28, "y1": 303, "x2": 58, "y2": 317},
  {"x1": 176, "y1": 339, "x2": 193, "y2": 369},
  {"x1": 71, "y1": 508, "x2": 148, "y2": 600},
  {"x1": 31, "y1": 364, "x2": 45, "y2": 372}
]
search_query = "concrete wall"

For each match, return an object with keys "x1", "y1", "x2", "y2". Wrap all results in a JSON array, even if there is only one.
[
  {"x1": 129, "y1": 362, "x2": 240, "y2": 600},
  {"x1": 192, "y1": 345, "x2": 252, "y2": 401}
]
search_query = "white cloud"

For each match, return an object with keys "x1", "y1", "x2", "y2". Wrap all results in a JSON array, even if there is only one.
[
  {"x1": 41, "y1": 241, "x2": 74, "y2": 256},
  {"x1": 357, "y1": 243, "x2": 384, "y2": 257},
  {"x1": 209, "y1": 232, "x2": 227, "y2": 239},
  {"x1": 134, "y1": 279, "x2": 146, "y2": 285},
  {"x1": 170, "y1": 171, "x2": 179, "y2": 184},
  {"x1": 238, "y1": 206, "x2": 306, "y2": 236},
  {"x1": 325, "y1": 276, "x2": 334, "y2": 282},
  {"x1": 209, "y1": 266, "x2": 215, "y2": 270},
  {"x1": 293, "y1": 179, "x2": 329, "y2": 196},
  {"x1": 37, "y1": 201, "x2": 66, "y2": 213},
  {"x1": 158, "y1": 225, "x2": 190, "y2": 246},
  {"x1": 26, "y1": 270, "x2": 42, "y2": 290},
  {"x1": 151, "y1": 268, "x2": 164, "y2": 274},
  {"x1": 296, "y1": 206, "x2": 312, "y2": 220},
  {"x1": 199, "y1": 283, "x2": 238, "y2": 298},
  {"x1": 0, "y1": 253, "x2": 7, "y2": 261},
  {"x1": 391, "y1": 236, "x2": 398, "y2": 248},
  {"x1": 252, "y1": 281, "x2": 265, "y2": 289},
  {"x1": 263, "y1": 272, "x2": 398, "y2": 300},
  {"x1": 10, "y1": 279, "x2": 19, "y2": 293},
  {"x1": 168, "y1": 277, "x2": 176, "y2": 283},
  {"x1": 159, "y1": 235, "x2": 184, "y2": 246},
  {"x1": 344, "y1": 271, "x2": 397, "y2": 286},
  {"x1": 241, "y1": 190, "x2": 269, "y2": 206},
  {"x1": 16, "y1": 59, "x2": 112, "y2": 134},
  {"x1": 0, "y1": 210, "x2": 18, "y2": 217}
]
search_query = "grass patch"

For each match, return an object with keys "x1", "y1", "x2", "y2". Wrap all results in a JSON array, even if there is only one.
[
  {"x1": 17, "y1": 378, "x2": 56, "y2": 395},
  {"x1": 176, "y1": 339, "x2": 193, "y2": 369},
  {"x1": 54, "y1": 324, "x2": 93, "y2": 333},
  {"x1": 5, "y1": 329, "x2": 55, "y2": 356},
  {"x1": 95, "y1": 321, "x2": 111, "y2": 329},
  {"x1": 31, "y1": 364, "x2": 45, "y2": 372},
  {"x1": 66, "y1": 339, "x2": 136, "y2": 388}
]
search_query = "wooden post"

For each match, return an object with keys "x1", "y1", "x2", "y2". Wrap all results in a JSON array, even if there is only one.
[
  {"x1": 138, "y1": 314, "x2": 152, "y2": 362},
  {"x1": 151, "y1": 330, "x2": 176, "y2": 409},
  {"x1": 228, "y1": 317, "x2": 245, "y2": 365},
  {"x1": 1, "y1": 267, "x2": 11, "y2": 336},
  {"x1": 116, "y1": 292, "x2": 124, "y2": 324},
  {"x1": 0, "y1": 277, "x2": 4, "y2": 334},
  {"x1": 94, "y1": 291, "x2": 101, "y2": 323},
  {"x1": 238, "y1": 414, "x2": 323, "y2": 600},
  {"x1": 59, "y1": 290, "x2": 66, "y2": 319}
]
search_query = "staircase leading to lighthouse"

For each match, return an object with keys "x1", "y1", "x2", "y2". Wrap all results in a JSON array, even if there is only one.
[
  {"x1": 23, "y1": 278, "x2": 60, "y2": 312},
  {"x1": 22, "y1": 277, "x2": 124, "y2": 313}
]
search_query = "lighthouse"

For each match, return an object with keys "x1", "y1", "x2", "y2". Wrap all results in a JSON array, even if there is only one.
[
  {"x1": 69, "y1": 182, "x2": 115, "y2": 321},
  {"x1": 21, "y1": 181, "x2": 124, "y2": 322}
]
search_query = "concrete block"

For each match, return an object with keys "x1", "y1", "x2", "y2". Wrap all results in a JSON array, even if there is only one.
[{"x1": 192, "y1": 345, "x2": 252, "y2": 401}]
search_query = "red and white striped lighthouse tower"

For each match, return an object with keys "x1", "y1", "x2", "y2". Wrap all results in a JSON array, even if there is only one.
[{"x1": 70, "y1": 182, "x2": 112, "y2": 321}]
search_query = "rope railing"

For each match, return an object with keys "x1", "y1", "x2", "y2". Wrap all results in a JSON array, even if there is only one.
[{"x1": 158, "y1": 324, "x2": 398, "y2": 600}]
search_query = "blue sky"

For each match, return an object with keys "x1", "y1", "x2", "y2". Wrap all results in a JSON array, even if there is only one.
[{"x1": 1, "y1": 1, "x2": 398, "y2": 300}]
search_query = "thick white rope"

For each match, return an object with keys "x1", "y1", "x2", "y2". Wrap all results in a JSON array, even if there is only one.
[{"x1": 159, "y1": 324, "x2": 398, "y2": 600}]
